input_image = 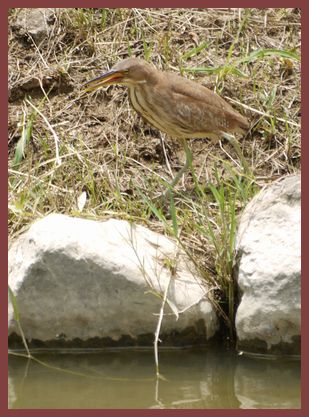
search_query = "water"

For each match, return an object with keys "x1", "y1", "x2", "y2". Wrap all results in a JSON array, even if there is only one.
[{"x1": 8, "y1": 347, "x2": 300, "y2": 409}]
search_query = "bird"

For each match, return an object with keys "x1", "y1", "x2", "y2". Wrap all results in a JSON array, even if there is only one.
[{"x1": 82, "y1": 57, "x2": 249, "y2": 191}]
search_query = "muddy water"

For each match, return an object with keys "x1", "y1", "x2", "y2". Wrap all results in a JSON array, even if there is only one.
[{"x1": 8, "y1": 347, "x2": 300, "y2": 409}]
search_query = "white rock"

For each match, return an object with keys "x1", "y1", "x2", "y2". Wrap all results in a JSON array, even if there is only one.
[
  {"x1": 9, "y1": 214, "x2": 218, "y2": 348},
  {"x1": 235, "y1": 174, "x2": 301, "y2": 356}
]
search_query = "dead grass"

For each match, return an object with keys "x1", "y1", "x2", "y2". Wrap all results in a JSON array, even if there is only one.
[{"x1": 8, "y1": 8, "x2": 301, "y2": 332}]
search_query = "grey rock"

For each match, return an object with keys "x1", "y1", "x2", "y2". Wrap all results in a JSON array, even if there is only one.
[
  {"x1": 12, "y1": 9, "x2": 56, "y2": 44},
  {"x1": 8, "y1": 214, "x2": 218, "y2": 349},
  {"x1": 235, "y1": 174, "x2": 301, "y2": 356}
]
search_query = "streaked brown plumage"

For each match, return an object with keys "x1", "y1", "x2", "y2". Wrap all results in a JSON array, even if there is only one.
[{"x1": 83, "y1": 57, "x2": 249, "y2": 189}]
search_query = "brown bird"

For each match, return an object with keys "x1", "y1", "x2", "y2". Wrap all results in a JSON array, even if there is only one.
[{"x1": 83, "y1": 57, "x2": 249, "y2": 190}]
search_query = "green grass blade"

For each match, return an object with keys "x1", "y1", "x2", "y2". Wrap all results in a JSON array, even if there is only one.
[
  {"x1": 13, "y1": 113, "x2": 34, "y2": 167},
  {"x1": 181, "y1": 41, "x2": 209, "y2": 61},
  {"x1": 239, "y1": 48, "x2": 300, "y2": 64},
  {"x1": 9, "y1": 285, "x2": 31, "y2": 356},
  {"x1": 183, "y1": 48, "x2": 299, "y2": 79},
  {"x1": 135, "y1": 188, "x2": 169, "y2": 228},
  {"x1": 169, "y1": 191, "x2": 179, "y2": 238}
]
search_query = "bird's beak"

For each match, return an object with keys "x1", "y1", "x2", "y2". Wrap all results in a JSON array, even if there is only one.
[{"x1": 82, "y1": 69, "x2": 126, "y2": 92}]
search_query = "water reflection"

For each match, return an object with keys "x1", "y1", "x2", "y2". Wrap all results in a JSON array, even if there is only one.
[{"x1": 8, "y1": 347, "x2": 300, "y2": 409}]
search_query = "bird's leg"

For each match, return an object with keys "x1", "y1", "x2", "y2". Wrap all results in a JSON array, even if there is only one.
[
  {"x1": 159, "y1": 133, "x2": 173, "y2": 179},
  {"x1": 169, "y1": 138, "x2": 192, "y2": 188},
  {"x1": 222, "y1": 132, "x2": 250, "y2": 175},
  {"x1": 158, "y1": 139, "x2": 192, "y2": 203}
]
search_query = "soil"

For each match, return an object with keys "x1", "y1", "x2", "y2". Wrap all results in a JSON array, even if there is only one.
[{"x1": 8, "y1": 9, "x2": 300, "y2": 184}]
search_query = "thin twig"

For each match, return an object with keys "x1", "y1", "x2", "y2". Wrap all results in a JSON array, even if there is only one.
[
  {"x1": 153, "y1": 273, "x2": 172, "y2": 377},
  {"x1": 8, "y1": 169, "x2": 73, "y2": 194},
  {"x1": 127, "y1": 157, "x2": 168, "y2": 182},
  {"x1": 25, "y1": 98, "x2": 62, "y2": 166},
  {"x1": 225, "y1": 97, "x2": 300, "y2": 128},
  {"x1": 160, "y1": 133, "x2": 174, "y2": 178}
]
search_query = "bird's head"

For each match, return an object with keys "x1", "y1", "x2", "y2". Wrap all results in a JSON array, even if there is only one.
[{"x1": 82, "y1": 57, "x2": 155, "y2": 92}]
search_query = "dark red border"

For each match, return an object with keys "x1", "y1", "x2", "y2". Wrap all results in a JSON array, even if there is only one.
[
  {"x1": 2, "y1": 1, "x2": 305, "y2": 417},
  {"x1": 3, "y1": 1, "x2": 307, "y2": 7}
]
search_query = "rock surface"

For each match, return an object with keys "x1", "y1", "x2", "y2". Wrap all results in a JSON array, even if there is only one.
[
  {"x1": 8, "y1": 214, "x2": 218, "y2": 349},
  {"x1": 235, "y1": 174, "x2": 301, "y2": 356},
  {"x1": 12, "y1": 9, "x2": 56, "y2": 44}
]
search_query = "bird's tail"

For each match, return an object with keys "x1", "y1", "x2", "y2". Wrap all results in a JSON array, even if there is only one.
[{"x1": 231, "y1": 112, "x2": 250, "y2": 135}]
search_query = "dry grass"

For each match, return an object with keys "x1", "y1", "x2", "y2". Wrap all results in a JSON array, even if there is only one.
[{"x1": 8, "y1": 8, "x2": 301, "y2": 332}]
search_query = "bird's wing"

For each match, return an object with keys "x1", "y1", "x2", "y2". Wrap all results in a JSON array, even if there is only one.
[
  {"x1": 166, "y1": 73, "x2": 249, "y2": 135},
  {"x1": 167, "y1": 73, "x2": 231, "y2": 109}
]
